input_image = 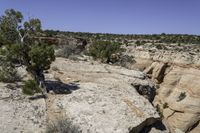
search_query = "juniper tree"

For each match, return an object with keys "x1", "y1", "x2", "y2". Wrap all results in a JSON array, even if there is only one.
[{"x1": 0, "y1": 9, "x2": 55, "y2": 96}]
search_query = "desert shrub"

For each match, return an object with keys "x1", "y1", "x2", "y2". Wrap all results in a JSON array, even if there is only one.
[
  {"x1": 163, "y1": 103, "x2": 169, "y2": 109},
  {"x1": 56, "y1": 45, "x2": 75, "y2": 58},
  {"x1": 135, "y1": 40, "x2": 145, "y2": 46},
  {"x1": 177, "y1": 92, "x2": 186, "y2": 102},
  {"x1": 156, "y1": 44, "x2": 163, "y2": 49},
  {"x1": 156, "y1": 104, "x2": 164, "y2": 119},
  {"x1": 0, "y1": 62, "x2": 20, "y2": 83},
  {"x1": 88, "y1": 41, "x2": 123, "y2": 63},
  {"x1": 47, "y1": 118, "x2": 81, "y2": 133},
  {"x1": 22, "y1": 80, "x2": 41, "y2": 95},
  {"x1": 114, "y1": 55, "x2": 136, "y2": 67}
]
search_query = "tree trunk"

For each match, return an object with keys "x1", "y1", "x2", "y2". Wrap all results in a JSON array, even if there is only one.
[
  {"x1": 38, "y1": 74, "x2": 48, "y2": 98},
  {"x1": 30, "y1": 70, "x2": 48, "y2": 98}
]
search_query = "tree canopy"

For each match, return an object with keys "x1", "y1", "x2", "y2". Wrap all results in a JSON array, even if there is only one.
[{"x1": 0, "y1": 9, "x2": 55, "y2": 96}]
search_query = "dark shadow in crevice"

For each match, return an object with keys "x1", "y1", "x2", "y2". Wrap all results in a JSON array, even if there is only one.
[
  {"x1": 139, "y1": 120, "x2": 167, "y2": 133},
  {"x1": 45, "y1": 80, "x2": 80, "y2": 94},
  {"x1": 187, "y1": 120, "x2": 200, "y2": 132},
  {"x1": 29, "y1": 94, "x2": 46, "y2": 100}
]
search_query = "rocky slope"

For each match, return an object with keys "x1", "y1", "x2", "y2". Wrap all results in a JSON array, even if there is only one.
[{"x1": 125, "y1": 43, "x2": 200, "y2": 133}]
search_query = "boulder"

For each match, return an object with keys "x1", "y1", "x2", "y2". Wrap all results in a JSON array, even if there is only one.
[{"x1": 144, "y1": 62, "x2": 168, "y2": 83}]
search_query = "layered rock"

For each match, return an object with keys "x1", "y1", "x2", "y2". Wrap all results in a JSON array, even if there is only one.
[
  {"x1": 154, "y1": 67, "x2": 200, "y2": 133},
  {"x1": 46, "y1": 58, "x2": 160, "y2": 133},
  {"x1": 125, "y1": 43, "x2": 200, "y2": 133},
  {"x1": 125, "y1": 43, "x2": 200, "y2": 69}
]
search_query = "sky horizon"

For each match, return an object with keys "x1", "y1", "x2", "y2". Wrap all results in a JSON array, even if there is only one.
[{"x1": 0, "y1": 0, "x2": 200, "y2": 35}]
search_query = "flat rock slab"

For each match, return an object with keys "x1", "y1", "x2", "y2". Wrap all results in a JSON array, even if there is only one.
[
  {"x1": 0, "y1": 83, "x2": 46, "y2": 133},
  {"x1": 48, "y1": 58, "x2": 159, "y2": 133}
]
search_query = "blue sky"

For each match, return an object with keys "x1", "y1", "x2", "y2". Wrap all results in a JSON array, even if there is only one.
[{"x1": 0, "y1": 0, "x2": 199, "y2": 35}]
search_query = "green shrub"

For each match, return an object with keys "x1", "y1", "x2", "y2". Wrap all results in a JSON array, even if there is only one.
[
  {"x1": 0, "y1": 64, "x2": 20, "y2": 83},
  {"x1": 22, "y1": 80, "x2": 41, "y2": 95},
  {"x1": 88, "y1": 41, "x2": 123, "y2": 63},
  {"x1": 0, "y1": 47, "x2": 20, "y2": 83}
]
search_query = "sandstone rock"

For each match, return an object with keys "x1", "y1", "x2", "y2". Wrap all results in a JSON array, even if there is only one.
[
  {"x1": 0, "y1": 83, "x2": 46, "y2": 133},
  {"x1": 144, "y1": 62, "x2": 168, "y2": 83},
  {"x1": 47, "y1": 58, "x2": 160, "y2": 133},
  {"x1": 124, "y1": 43, "x2": 200, "y2": 132},
  {"x1": 189, "y1": 122, "x2": 200, "y2": 133},
  {"x1": 167, "y1": 112, "x2": 200, "y2": 133},
  {"x1": 126, "y1": 43, "x2": 200, "y2": 68},
  {"x1": 130, "y1": 58, "x2": 153, "y2": 71},
  {"x1": 55, "y1": 37, "x2": 87, "y2": 58},
  {"x1": 154, "y1": 67, "x2": 200, "y2": 132}
]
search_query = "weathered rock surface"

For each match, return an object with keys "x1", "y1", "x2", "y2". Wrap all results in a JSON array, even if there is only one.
[
  {"x1": 144, "y1": 62, "x2": 168, "y2": 84},
  {"x1": 46, "y1": 58, "x2": 160, "y2": 133},
  {"x1": 125, "y1": 43, "x2": 200, "y2": 70},
  {"x1": 124, "y1": 43, "x2": 200, "y2": 133},
  {"x1": 154, "y1": 67, "x2": 200, "y2": 133},
  {"x1": 0, "y1": 83, "x2": 46, "y2": 133},
  {"x1": 54, "y1": 37, "x2": 87, "y2": 58},
  {"x1": 0, "y1": 57, "x2": 162, "y2": 133}
]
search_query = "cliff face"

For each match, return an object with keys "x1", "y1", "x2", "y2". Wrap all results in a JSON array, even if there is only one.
[{"x1": 125, "y1": 43, "x2": 200, "y2": 133}]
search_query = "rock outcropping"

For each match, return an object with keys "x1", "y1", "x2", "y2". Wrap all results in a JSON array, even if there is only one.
[
  {"x1": 0, "y1": 57, "x2": 161, "y2": 133},
  {"x1": 125, "y1": 43, "x2": 200, "y2": 133},
  {"x1": 46, "y1": 58, "x2": 160, "y2": 133}
]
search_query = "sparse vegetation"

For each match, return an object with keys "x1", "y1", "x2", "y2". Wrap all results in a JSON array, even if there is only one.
[
  {"x1": 22, "y1": 80, "x2": 41, "y2": 95},
  {"x1": 0, "y1": 54, "x2": 21, "y2": 82},
  {"x1": 177, "y1": 92, "x2": 186, "y2": 102},
  {"x1": 43, "y1": 30, "x2": 200, "y2": 45},
  {"x1": 163, "y1": 103, "x2": 169, "y2": 109},
  {"x1": 156, "y1": 104, "x2": 164, "y2": 119},
  {"x1": 135, "y1": 40, "x2": 146, "y2": 46},
  {"x1": 46, "y1": 118, "x2": 81, "y2": 133},
  {"x1": 88, "y1": 41, "x2": 124, "y2": 63},
  {"x1": 0, "y1": 64, "x2": 20, "y2": 83}
]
